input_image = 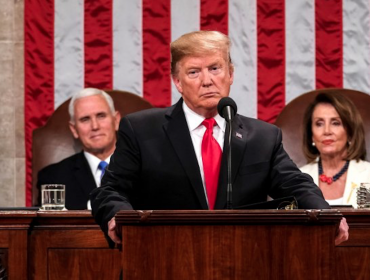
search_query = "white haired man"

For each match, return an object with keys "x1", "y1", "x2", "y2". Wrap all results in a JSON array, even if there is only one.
[{"x1": 37, "y1": 88, "x2": 120, "y2": 209}]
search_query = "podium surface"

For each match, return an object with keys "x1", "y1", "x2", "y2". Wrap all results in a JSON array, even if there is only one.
[{"x1": 116, "y1": 209, "x2": 342, "y2": 280}]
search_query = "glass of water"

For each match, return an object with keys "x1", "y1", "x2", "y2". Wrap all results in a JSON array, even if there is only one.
[
  {"x1": 40, "y1": 184, "x2": 66, "y2": 210},
  {"x1": 356, "y1": 183, "x2": 370, "y2": 209}
]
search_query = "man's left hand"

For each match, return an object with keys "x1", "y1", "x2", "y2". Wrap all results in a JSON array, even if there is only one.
[{"x1": 335, "y1": 217, "x2": 349, "y2": 245}]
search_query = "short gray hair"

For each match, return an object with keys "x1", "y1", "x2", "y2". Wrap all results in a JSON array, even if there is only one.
[{"x1": 68, "y1": 88, "x2": 116, "y2": 123}]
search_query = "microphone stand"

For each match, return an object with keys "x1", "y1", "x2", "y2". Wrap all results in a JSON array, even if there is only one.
[{"x1": 224, "y1": 108, "x2": 233, "y2": 210}]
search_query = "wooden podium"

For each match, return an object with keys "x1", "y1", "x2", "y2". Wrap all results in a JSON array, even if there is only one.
[
  {"x1": 29, "y1": 211, "x2": 121, "y2": 280},
  {"x1": 115, "y1": 209, "x2": 342, "y2": 280},
  {"x1": 0, "y1": 211, "x2": 35, "y2": 279}
]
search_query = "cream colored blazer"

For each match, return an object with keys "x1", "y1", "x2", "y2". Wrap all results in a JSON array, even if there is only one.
[{"x1": 300, "y1": 159, "x2": 370, "y2": 208}]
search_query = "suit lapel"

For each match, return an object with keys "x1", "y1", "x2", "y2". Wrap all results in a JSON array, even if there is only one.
[
  {"x1": 163, "y1": 100, "x2": 208, "y2": 209},
  {"x1": 74, "y1": 152, "x2": 97, "y2": 198},
  {"x1": 215, "y1": 116, "x2": 248, "y2": 209},
  {"x1": 343, "y1": 160, "x2": 366, "y2": 204}
]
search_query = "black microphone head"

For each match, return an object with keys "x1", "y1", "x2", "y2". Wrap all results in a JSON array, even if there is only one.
[{"x1": 217, "y1": 97, "x2": 237, "y2": 119}]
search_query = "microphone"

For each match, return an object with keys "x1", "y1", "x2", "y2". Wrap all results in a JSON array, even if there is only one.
[
  {"x1": 217, "y1": 97, "x2": 237, "y2": 209},
  {"x1": 217, "y1": 97, "x2": 237, "y2": 122}
]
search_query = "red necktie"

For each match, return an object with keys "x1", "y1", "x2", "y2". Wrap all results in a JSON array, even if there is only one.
[{"x1": 201, "y1": 118, "x2": 222, "y2": 209}]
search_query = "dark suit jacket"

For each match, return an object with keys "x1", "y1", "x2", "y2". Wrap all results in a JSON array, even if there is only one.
[
  {"x1": 37, "y1": 151, "x2": 97, "y2": 210},
  {"x1": 91, "y1": 99, "x2": 330, "y2": 234}
]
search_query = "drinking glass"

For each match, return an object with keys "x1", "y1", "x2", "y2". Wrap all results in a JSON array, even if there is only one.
[
  {"x1": 356, "y1": 183, "x2": 370, "y2": 209},
  {"x1": 40, "y1": 184, "x2": 66, "y2": 210}
]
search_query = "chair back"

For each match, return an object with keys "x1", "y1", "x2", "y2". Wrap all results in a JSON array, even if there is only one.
[
  {"x1": 32, "y1": 90, "x2": 153, "y2": 206},
  {"x1": 275, "y1": 88, "x2": 370, "y2": 167}
]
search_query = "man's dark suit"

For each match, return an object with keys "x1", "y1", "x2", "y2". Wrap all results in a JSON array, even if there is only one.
[
  {"x1": 37, "y1": 151, "x2": 97, "y2": 210},
  {"x1": 91, "y1": 99, "x2": 330, "y2": 234}
]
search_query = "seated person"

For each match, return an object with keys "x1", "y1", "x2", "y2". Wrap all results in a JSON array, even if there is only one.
[
  {"x1": 37, "y1": 88, "x2": 121, "y2": 210},
  {"x1": 300, "y1": 91, "x2": 370, "y2": 207},
  {"x1": 90, "y1": 30, "x2": 348, "y2": 246}
]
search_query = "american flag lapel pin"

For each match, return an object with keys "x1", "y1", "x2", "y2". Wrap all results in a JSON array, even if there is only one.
[{"x1": 235, "y1": 132, "x2": 242, "y2": 139}]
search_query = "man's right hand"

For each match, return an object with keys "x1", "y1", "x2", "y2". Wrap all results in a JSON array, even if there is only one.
[{"x1": 108, "y1": 217, "x2": 122, "y2": 244}]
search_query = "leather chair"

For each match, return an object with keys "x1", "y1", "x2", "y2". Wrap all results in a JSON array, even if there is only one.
[
  {"x1": 274, "y1": 88, "x2": 370, "y2": 168},
  {"x1": 32, "y1": 90, "x2": 153, "y2": 206}
]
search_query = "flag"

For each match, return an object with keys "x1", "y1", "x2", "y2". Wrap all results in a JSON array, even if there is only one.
[{"x1": 24, "y1": 0, "x2": 370, "y2": 206}]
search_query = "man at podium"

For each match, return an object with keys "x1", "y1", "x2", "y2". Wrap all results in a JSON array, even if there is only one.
[{"x1": 90, "y1": 30, "x2": 348, "y2": 246}]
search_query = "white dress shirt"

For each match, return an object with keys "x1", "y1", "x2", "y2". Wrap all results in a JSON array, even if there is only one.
[
  {"x1": 182, "y1": 101, "x2": 226, "y2": 199},
  {"x1": 84, "y1": 151, "x2": 111, "y2": 210},
  {"x1": 84, "y1": 151, "x2": 111, "y2": 187}
]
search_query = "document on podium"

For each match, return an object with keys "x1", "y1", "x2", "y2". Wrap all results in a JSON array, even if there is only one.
[{"x1": 234, "y1": 196, "x2": 298, "y2": 210}]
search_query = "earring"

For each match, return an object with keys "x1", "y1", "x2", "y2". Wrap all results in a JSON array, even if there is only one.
[
  {"x1": 312, "y1": 142, "x2": 316, "y2": 146},
  {"x1": 348, "y1": 141, "x2": 352, "y2": 146}
]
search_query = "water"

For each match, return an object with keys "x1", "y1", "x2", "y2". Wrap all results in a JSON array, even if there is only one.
[
  {"x1": 41, "y1": 203, "x2": 65, "y2": 210},
  {"x1": 41, "y1": 189, "x2": 65, "y2": 210}
]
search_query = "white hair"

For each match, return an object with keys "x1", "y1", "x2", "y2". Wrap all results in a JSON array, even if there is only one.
[{"x1": 68, "y1": 88, "x2": 116, "y2": 123}]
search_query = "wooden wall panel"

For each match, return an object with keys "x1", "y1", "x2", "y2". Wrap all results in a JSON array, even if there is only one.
[{"x1": 48, "y1": 249, "x2": 121, "y2": 280}]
